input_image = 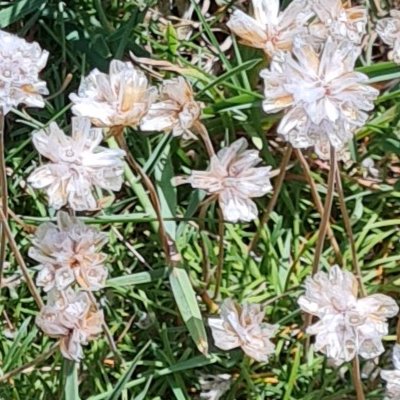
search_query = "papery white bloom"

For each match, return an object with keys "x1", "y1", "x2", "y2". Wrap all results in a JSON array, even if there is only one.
[
  {"x1": 311, "y1": 0, "x2": 368, "y2": 45},
  {"x1": 70, "y1": 60, "x2": 157, "y2": 127},
  {"x1": 199, "y1": 374, "x2": 231, "y2": 400},
  {"x1": 173, "y1": 138, "x2": 272, "y2": 223},
  {"x1": 0, "y1": 30, "x2": 48, "y2": 115},
  {"x1": 140, "y1": 77, "x2": 201, "y2": 139},
  {"x1": 28, "y1": 117, "x2": 125, "y2": 211},
  {"x1": 298, "y1": 265, "x2": 398, "y2": 365},
  {"x1": 261, "y1": 38, "x2": 379, "y2": 151},
  {"x1": 376, "y1": 11, "x2": 400, "y2": 64},
  {"x1": 208, "y1": 299, "x2": 276, "y2": 362},
  {"x1": 381, "y1": 344, "x2": 400, "y2": 399},
  {"x1": 227, "y1": 0, "x2": 313, "y2": 57},
  {"x1": 36, "y1": 288, "x2": 103, "y2": 361},
  {"x1": 29, "y1": 211, "x2": 108, "y2": 291}
]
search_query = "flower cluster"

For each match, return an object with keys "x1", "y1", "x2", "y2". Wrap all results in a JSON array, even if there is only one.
[
  {"x1": 28, "y1": 117, "x2": 125, "y2": 211},
  {"x1": 36, "y1": 288, "x2": 103, "y2": 361},
  {"x1": 0, "y1": 30, "x2": 49, "y2": 114},
  {"x1": 298, "y1": 266, "x2": 399, "y2": 365},
  {"x1": 208, "y1": 299, "x2": 276, "y2": 362},
  {"x1": 30, "y1": 211, "x2": 108, "y2": 292},
  {"x1": 376, "y1": 10, "x2": 400, "y2": 64},
  {"x1": 173, "y1": 138, "x2": 272, "y2": 223}
]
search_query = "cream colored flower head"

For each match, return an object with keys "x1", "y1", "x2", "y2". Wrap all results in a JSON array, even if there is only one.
[
  {"x1": 28, "y1": 117, "x2": 125, "y2": 211},
  {"x1": 140, "y1": 77, "x2": 201, "y2": 140},
  {"x1": 199, "y1": 374, "x2": 231, "y2": 400},
  {"x1": 36, "y1": 288, "x2": 103, "y2": 362},
  {"x1": 70, "y1": 60, "x2": 157, "y2": 128},
  {"x1": 261, "y1": 38, "x2": 379, "y2": 152},
  {"x1": 381, "y1": 344, "x2": 400, "y2": 399},
  {"x1": 208, "y1": 298, "x2": 276, "y2": 362},
  {"x1": 298, "y1": 265, "x2": 399, "y2": 365},
  {"x1": 0, "y1": 30, "x2": 49, "y2": 115},
  {"x1": 227, "y1": 0, "x2": 313, "y2": 57},
  {"x1": 376, "y1": 11, "x2": 400, "y2": 64},
  {"x1": 311, "y1": 0, "x2": 368, "y2": 45},
  {"x1": 29, "y1": 211, "x2": 108, "y2": 291},
  {"x1": 173, "y1": 138, "x2": 272, "y2": 223}
]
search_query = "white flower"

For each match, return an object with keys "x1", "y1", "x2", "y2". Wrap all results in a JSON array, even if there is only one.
[
  {"x1": 208, "y1": 299, "x2": 276, "y2": 362},
  {"x1": 311, "y1": 0, "x2": 368, "y2": 45},
  {"x1": 140, "y1": 77, "x2": 201, "y2": 139},
  {"x1": 199, "y1": 374, "x2": 231, "y2": 400},
  {"x1": 376, "y1": 11, "x2": 400, "y2": 64},
  {"x1": 173, "y1": 138, "x2": 272, "y2": 223},
  {"x1": 227, "y1": 0, "x2": 313, "y2": 57},
  {"x1": 381, "y1": 344, "x2": 400, "y2": 399},
  {"x1": 0, "y1": 30, "x2": 49, "y2": 114},
  {"x1": 261, "y1": 38, "x2": 379, "y2": 151},
  {"x1": 28, "y1": 117, "x2": 125, "y2": 211},
  {"x1": 36, "y1": 288, "x2": 103, "y2": 362},
  {"x1": 298, "y1": 265, "x2": 399, "y2": 365},
  {"x1": 29, "y1": 211, "x2": 108, "y2": 291},
  {"x1": 70, "y1": 60, "x2": 157, "y2": 128}
]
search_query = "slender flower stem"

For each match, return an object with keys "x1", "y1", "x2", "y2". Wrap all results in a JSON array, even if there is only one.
[
  {"x1": 0, "y1": 341, "x2": 59, "y2": 383},
  {"x1": 396, "y1": 317, "x2": 400, "y2": 344},
  {"x1": 114, "y1": 131, "x2": 172, "y2": 264},
  {"x1": 248, "y1": 145, "x2": 293, "y2": 254},
  {"x1": 352, "y1": 356, "x2": 366, "y2": 400},
  {"x1": 0, "y1": 207, "x2": 43, "y2": 309},
  {"x1": 295, "y1": 150, "x2": 342, "y2": 265},
  {"x1": 213, "y1": 207, "x2": 225, "y2": 300},
  {"x1": 311, "y1": 146, "x2": 337, "y2": 276},
  {"x1": 335, "y1": 166, "x2": 366, "y2": 297},
  {"x1": 0, "y1": 108, "x2": 7, "y2": 293},
  {"x1": 192, "y1": 122, "x2": 215, "y2": 158}
]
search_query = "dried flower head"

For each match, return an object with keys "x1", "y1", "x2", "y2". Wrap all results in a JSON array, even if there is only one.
[
  {"x1": 70, "y1": 60, "x2": 157, "y2": 128},
  {"x1": 376, "y1": 11, "x2": 400, "y2": 64},
  {"x1": 140, "y1": 77, "x2": 201, "y2": 139},
  {"x1": 173, "y1": 138, "x2": 272, "y2": 223},
  {"x1": 28, "y1": 117, "x2": 125, "y2": 211},
  {"x1": 208, "y1": 299, "x2": 276, "y2": 362},
  {"x1": 199, "y1": 374, "x2": 231, "y2": 400},
  {"x1": 381, "y1": 344, "x2": 400, "y2": 399},
  {"x1": 227, "y1": 0, "x2": 313, "y2": 57},
  {"x1": 311, "y1": 0, "x2": 368, "y2": 45},
  {"x1": 261, "y1": 38, "x2": 379, "y2": 151},
  {"x1": 0, "y1": 30, "x2": 49, "y2": 114},
  {"x1": 29, "y1": 211, "x2": 108, "y2": 291},
  {"x1": 298, "y1": 265, "x2": 399, "y2": 365},
  {"x1": 36, "y1": 288, "x2": 103, "y2": 361}
]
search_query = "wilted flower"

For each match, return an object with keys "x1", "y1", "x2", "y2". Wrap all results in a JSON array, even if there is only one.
[
  {"x1": 140, "y1": 77, "x2": 201, "y2": 139},
  {"x1": 314, "y1": 138, "x2": 350, "y2": 162},
  {"x1": 261, "y1": 38, "x2": 379, "y2": 151},
  {"x1": 173, "y1": 138, "x2": 272, "y2": 223},
  {"x1": 29, "y1": 211, "x2": 108, "y2": 291},
  {"x1": 199, "y1": 374, "x2": 231, "y2": 400},
  {"x1": 28, "y1": 117, "x2": 125, "y2": 211},
  {"x1": 298, "y1": 265, "x2": 399, "y2": 365},
  {"x1": 70, "y1": 60, "x2": 157, "y2": 128},
  {"x1": 36, "y1": 288, "x2": 103, "y2": 361},
  {"x1": 311, "y1": 0, "x2": 368, "y2": 45},
  {"x1": 0, "y1": 30, "x2": 49, "y2": 114},
  {"x1": 381, "y1": 343, "x2": 400, "y2": 399},
  {"x1": 376, "y1": 11, "x2": 400, "y2": 64},
  {"x1": 208, "y1": 298, "x2": 276, "y2": 362},
  {"x1": 227, "y1": 0, "x2": 313, "y2": 57}
]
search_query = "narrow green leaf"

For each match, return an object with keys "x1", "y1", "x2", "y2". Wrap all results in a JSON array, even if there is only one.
[
  {"x1": 106, "y1": 267, "x2": 168, "y2": 287},
  {"x1": 169, "y1": 268, "x2": 208, "y2": 354},
  {"x1": 105, "y1": 341, "x2": 151, "y2": 400},
  {"x1": 0, "y1": 0, "x2": 46, "y2": 28},
  {"x1": 64, "y1": 360, "x2": 80, "y2": 400}
]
